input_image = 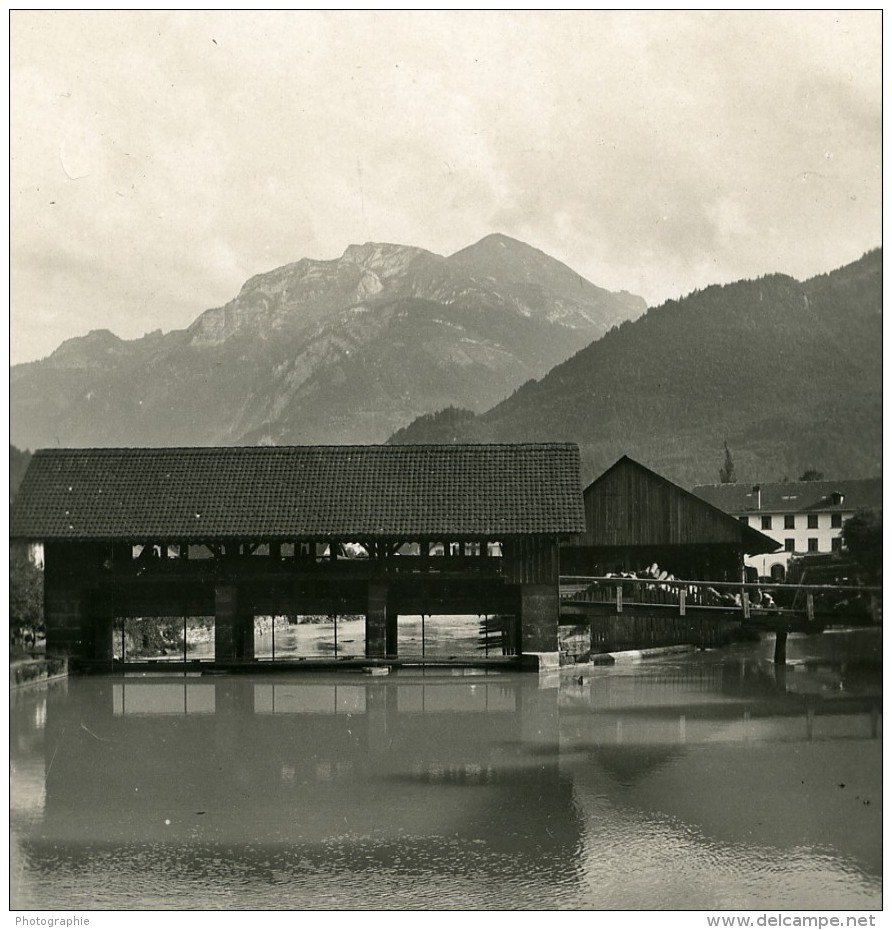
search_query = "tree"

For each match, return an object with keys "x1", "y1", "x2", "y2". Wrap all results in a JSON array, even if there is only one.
[
  {"x1": 798, "y1": 469, "x2": 824, "y2": 481},
  {"x1": 841, "y1": 509, "x2": 882, "y2": 582},
  {"x1": 10, "y1": 444, "x2": 32, "y2": 503},
  {"x1": 719, "y1": 442, "x2": 736, "y2": 483},
  {"x1": 10, "y1": 547, "x2": 43, "y2": 646}
]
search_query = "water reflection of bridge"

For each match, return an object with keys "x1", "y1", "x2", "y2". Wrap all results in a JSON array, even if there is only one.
[
  {"x1": 36, "y1": 676, "x2": 582, "y2": 870},
  {"x1": 13, "y1": 653, "x2": 882, "y2": 908}
]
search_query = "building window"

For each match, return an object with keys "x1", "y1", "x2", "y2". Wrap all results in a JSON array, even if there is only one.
[
  {"x1": 808, "y1": 538, "x2": 819, "y2": 552},
  {"x1": 738, "y1": 515, "x2": 749, "y2": 525},
  {"x1": 831, "y1": 513, "x2": 842, "y2": 529},
  {"x1": 784, "y1": 538, "x2": 795, "y2": 552},
  {"x1": 784, "y1": 514, "x2": 795, "y2": 529},
  {"x1": 831, "y1": 537, "x2": 843, "y2": 552},
  {"x1": 807, "y1": 514, "x2": 819, "y2": 529},
  {"x1": 761, "y1": 515, "x2": 772, "y2": 530}
]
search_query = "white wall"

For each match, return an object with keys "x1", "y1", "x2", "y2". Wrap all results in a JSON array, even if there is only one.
[{"x1": 739, "y1": 510, "x2": 853, "y2": 578}]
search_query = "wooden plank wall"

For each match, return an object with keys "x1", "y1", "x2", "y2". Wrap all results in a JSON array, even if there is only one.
[
  {"x1": 583, "y1": 459, "x2": 747, "y2": 548},
  {"x1": 503, "y1": 536, "x2": 559, "y2": 585}
]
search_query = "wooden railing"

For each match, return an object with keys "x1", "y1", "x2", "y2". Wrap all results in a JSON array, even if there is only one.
[{"x1": 560, "y1": 575, "x2": 882, "y2": 625}]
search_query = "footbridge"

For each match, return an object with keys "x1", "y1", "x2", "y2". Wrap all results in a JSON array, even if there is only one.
[{"x1": 560, "y1": 575, "x2": 882, "y2": 663}]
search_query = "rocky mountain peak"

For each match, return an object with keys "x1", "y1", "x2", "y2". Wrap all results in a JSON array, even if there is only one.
[
  {"x1": 44, "y1": 329, "x2": 127, "y2": 368},
  {"x1": 11, "y1": 233, "x2": 649, "y2": 450},
  {"x1": 341, "y1": 241, "x2": 431, "y2": 274}
]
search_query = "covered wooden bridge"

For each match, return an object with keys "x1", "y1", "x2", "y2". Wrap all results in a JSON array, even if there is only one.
[{"x1": 10, "y1": 444, "x2": 585, "y2": 671}]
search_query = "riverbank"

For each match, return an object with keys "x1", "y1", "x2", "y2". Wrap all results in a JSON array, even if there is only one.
[{"x1": 10, "y1": 655, "x2": 68, "y2": 688}]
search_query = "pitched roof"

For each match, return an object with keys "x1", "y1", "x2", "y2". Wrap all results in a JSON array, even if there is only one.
[
  {"x1": 580, "y1": 456, "x2": 779, "y2": 555},
  {"x1": 692, "y1": 478, "x2": 883, "y2": 515},
  {"x1": 9, "y1": 444, "x2": 585, "y2": 541}
]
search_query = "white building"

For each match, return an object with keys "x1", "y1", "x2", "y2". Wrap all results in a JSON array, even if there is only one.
[{"x1": 692, "y1": 478, "x2": 882, "y2": 581}]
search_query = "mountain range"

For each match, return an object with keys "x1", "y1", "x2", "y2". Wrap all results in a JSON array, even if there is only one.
[
  {"x1": 10, "y1": 235, "x2": 645, "y2": 449},
  {"x1": 390, "y1": 249, "x2": 883, "y2": 487},
  {"x1": 10, "y1": 237, "x2": 881, "y2": 490}
]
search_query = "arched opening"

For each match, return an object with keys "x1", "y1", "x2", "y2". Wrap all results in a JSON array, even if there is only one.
[{"x1": 769, "y1": 563, "x2": 786, "y2": 582}]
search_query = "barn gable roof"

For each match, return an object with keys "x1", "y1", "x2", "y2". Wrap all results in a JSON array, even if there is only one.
[
  {"x1": 580, "y1": 456, "x2": 779, "y2": 555},
  {"x1": 9, "y1": 444, "x2": 585, "y2": 541}
]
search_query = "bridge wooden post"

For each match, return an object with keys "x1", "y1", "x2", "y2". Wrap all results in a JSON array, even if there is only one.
[
  {"x1": 741, "y1": 590, "x2": 750, "y2": 620},
  {"x1": 678, "y1": 588, "x2": 686, "y2": 617},
  {"x1": 238, "y1": 608, "x2": 255, "y2": 661},
  {"x1": 385, "y1": 603, "x2": 398, "y2": 658},
  {"x1": 214, "y1": 583, "x2": 238, "y2": 661},
  {"x1": 615, "y1": 585, "x2": 623, "y2": 614},
  {"x1": 773, "y1": 625, "x2": 788, "y2": 665},
  {"x1": 806, "y1": 594, "x2": 815, "y2": 624}
]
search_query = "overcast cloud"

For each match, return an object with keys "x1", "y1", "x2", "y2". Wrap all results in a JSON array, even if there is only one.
[{"x1": 10, "y1": 10, "x2": 881, "y2": 364}]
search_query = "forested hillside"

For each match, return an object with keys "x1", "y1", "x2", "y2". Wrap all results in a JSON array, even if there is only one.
[{"x1": 389, "y1": 250, "x2": 882, "y2": 487}]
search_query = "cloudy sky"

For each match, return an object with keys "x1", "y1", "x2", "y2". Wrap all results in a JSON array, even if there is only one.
[{"x1": 10, "y1": 10, "x2": 881, "y2": 365}]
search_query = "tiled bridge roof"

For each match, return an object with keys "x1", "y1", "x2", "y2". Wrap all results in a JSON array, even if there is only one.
[{"x1": 10, "y1": 444, "x2": 585, "y2": 541}]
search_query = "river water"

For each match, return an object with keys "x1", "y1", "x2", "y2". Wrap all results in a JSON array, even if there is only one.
[{"x1": 10, "y1": 631, "x2": 882, "y2": 910}]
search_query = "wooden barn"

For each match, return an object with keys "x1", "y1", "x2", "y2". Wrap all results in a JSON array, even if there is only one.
[
  {"x1": 562, "y1": 456, "x2": 779, "y2": 581},
  {"x1": 10, "y1": 443, "x2": 585, "y2": 670}
]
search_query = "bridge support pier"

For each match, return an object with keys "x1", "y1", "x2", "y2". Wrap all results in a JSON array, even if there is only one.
[
  {"x1": 77, "y1": 587, "x2": 114, "y2": 669},
  {"x1": 366, "y1": 582, "x2": 388, "y2": 659},
  {"x1": 89, "y1": 613, "x2": 115, "y2": 666},
  {"x1": 44, "y1": 585, "x2": 85, "y2": 660},
  {"x1": 520, "y1": 584, "x2": 559, "y2": 669},
  {"x1": 215, "y1": 583, "x2": 254, "y2": 661}
]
